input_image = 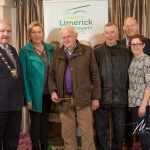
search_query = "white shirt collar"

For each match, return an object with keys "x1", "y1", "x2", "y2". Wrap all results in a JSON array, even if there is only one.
[
  {"x1": 126, "y1": 38, "x2": 130, "y2": 47},
  {"x1": 0, "y1": 44, "x2": 9, "y2": 49}
]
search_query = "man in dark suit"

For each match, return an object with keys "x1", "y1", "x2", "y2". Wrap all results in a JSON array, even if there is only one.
[
  {"x1": 120, "y1": 17, "x2": 150, "y2": 55},
  {"x1": 0, "y1": 20, "x2": 26, "y2": 150},
  {"x1": 120, "y1": 17, "x2": 150, "y2": 150}
]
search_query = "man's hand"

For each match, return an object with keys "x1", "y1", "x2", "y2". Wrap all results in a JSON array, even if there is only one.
[
  {"x1": 91, "y1": 100, "x2": 99, "y2": 111},
  {"x1": 51, "y1": 91, "x2": 61, "y2": 103}
]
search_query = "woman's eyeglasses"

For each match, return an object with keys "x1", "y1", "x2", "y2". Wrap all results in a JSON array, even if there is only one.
[{"x1": 130, "y1": 43, "x2": 142, "y2": 47}]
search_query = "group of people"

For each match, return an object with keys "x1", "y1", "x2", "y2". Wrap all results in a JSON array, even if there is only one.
[
  {"x1": 0, "y1": 16, "x2": 149, "y2": 150},
  {"x1": 94, "y1": 18, "x2": 150, "y2": 150}
]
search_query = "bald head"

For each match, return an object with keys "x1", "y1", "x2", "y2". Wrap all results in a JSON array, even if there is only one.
[
  {"x1": 124, "y1": 17, "x2": 138, "y2": 25},
  {"x1": 123, "y1": 17, "x2": 138, "y2": 39}
]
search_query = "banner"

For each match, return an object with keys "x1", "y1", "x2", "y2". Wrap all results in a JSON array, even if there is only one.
[
  {"x1": 43, "y1": 0, "x2": 108, "y2": 48},
  {"x1": 43, "y1": 1, "x2": 108, "y2": 149}
]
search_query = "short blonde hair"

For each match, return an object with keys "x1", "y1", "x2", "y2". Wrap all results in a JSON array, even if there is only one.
[{"x1": 27, "y1": 21, "x2": 44, "y2": 41}]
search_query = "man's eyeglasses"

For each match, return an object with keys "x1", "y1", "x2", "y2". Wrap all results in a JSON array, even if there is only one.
[{"x1": 130, "y1": 43, "x2": 142, "y2": 47}]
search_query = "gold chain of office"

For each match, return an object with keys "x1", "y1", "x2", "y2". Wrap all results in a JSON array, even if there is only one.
[{"x1": 0, "y1": 52, "x2": 18, "y2": 79}]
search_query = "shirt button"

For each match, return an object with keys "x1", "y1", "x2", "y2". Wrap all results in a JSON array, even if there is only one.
[{"x1": 71, "y1": 68, "x2": 73, "y2": 70}]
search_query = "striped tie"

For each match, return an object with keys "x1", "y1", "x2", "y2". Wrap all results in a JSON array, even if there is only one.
[{"x1": 4, "y1": 47, "x2": 16, "y2": 68}]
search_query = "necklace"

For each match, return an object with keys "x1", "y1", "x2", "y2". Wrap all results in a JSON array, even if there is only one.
[
  {"x1": 34, "y1": 47, "x2": 45, "y2": 54},
  {"x1": 0, "y1": 52, "x2": 18, "y2": 79}
]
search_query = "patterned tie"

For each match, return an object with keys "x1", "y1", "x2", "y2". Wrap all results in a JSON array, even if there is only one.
[
  {"x1": 4, "y1": 47, "x2": 17, "y2": 68},
  {"x1": 126, "y1": 40, "x2": 131, "y2": 50}
]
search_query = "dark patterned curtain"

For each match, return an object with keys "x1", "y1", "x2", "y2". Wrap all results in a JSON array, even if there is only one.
[
  {"x1": 108, "y1": 0, "x2": 148, "y2": 40},
  {"x1": 16, "y1": 0, "x2": 44, "y2": 51},
  {"x1": 146, "y1": 1, "x2": 150, "y2": 38}
]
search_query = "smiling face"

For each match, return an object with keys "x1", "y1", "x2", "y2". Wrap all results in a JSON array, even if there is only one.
[
  {"x1": 61, "y1": 29, "x2": 78, "y2": 52},
  {"x1": 130, "y1": 38, "x2": 145, "y2": 57},
  {"x1": 123, "y1": 17, "x2": 138, "y2": 39},
  {"x1": 103, "y1": 25, "x2": 119, "y2": 47},
  {"x1": 29, "y1": 26, "x2": 43, "y2": 44},
  {"x1": 0, "y1": 21, "x2": 11, "y2": 47}
]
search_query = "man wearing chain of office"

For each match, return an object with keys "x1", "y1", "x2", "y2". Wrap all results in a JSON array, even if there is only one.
[{"x1": 0, "y1": 20, "x2": 26, "y2": 150}]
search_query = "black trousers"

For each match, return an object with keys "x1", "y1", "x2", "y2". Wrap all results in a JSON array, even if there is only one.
[
  {"x1": 95, "y1": 107, "x2": 125, "y2": 150},
  {"x1": 124, "y1": 106, "x2": 134, "y2": 148},
  {"x1": 0, "y1": 110, "x2": 22, "y2": 150},
  {"x1": 132, "y1": 106, "x2": 150, "y2": 150},
  {"x1": 29, "y1": 94, "x2": 51, "y2": 147}
]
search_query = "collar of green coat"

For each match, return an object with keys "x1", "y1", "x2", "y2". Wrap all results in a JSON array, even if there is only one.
[
  {"x1": 25, "y1": 41, "x2": 54, "y2": 64},
  {"x1": 25, "y1": 41, "x2": 54, "y2": 52}
]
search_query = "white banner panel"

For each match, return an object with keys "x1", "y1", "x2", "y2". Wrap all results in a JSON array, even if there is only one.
[{"x1": 43, "y1": 0, "x2": 108, "y2": 48}]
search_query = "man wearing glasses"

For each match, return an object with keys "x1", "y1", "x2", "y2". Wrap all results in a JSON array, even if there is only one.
[{"x1": 120, "y1": 17, "x2": 150, "y2": 150}]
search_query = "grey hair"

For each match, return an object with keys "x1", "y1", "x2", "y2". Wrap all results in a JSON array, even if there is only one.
[
  {"x1": 0, "y1": 20, "x2": 11, "y2": 29},
  {"x1": 60, "y1": 26, "x2": 77, "y2": 35},
  {"x1": 104, "y1": 22, "x2": 118, "y2": 31}
]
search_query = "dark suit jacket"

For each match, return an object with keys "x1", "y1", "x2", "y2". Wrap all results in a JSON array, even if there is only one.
[
  {"x1": 120, "y1": 38, "x2": 150, "y2": 56},
  {"x1": 0, "y1": 45, "x2": 26, "y2": 112}
]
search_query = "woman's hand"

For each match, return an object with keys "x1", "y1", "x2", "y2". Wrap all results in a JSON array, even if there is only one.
[
  {"x1": 138, "y1": 104, "x2": 146, "y2": 118},
  {"x1": 138, "y1": 88, "x2": 150, "y2": 118},
  {"x1": 26, "y1": 102, "x2": 32, "y2": 110}
]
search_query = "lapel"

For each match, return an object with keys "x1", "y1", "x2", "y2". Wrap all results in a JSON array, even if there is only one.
[
  {"x1": 9, "y1": 45, "x2": 23, "y2": 75},
  {"x1": 25, "y1": 41, "x2": 53, "y2": 64},
  {"x1": 43, "y1": 42, "x2": 52, "y2": 65},
  {"x1": 57, "y1": 41, "x2": 85, "y2": 59},
  {"x1": 0, "y1": 46, "x2": 15, "y2": 68},
  {"x1": 25, "y1": 42, "x2": 43, "y2": 64},
  {"x1": 120, "y1": 38, "x2": 126, "y2": 47}
]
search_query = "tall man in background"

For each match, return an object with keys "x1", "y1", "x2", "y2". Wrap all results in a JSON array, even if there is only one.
[
  {"x1": 120, "y1": 17, "x2": 150, "y2": 150},
  {"x1": 120, "y1": 17, "x2": 150, "y2": 55},
  {"x1": 0, "y1": 20, "x2": 26, "y2": 150}
]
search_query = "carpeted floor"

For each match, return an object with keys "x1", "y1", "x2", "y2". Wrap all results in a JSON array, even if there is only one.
[
  {"x1": 18, "y1": 132, "x2": 141, "y2": 150},
  {"x1": 18, "y1": 132, "x2": 32, "y2": 150}
]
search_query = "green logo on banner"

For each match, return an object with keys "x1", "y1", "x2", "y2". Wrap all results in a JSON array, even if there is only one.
[
  {"x1": 48, "y1": 138, "x2": 82, "y2": 150},
  {"x1": 59, "y1": 5, "x2": 93, "y2": 34}
]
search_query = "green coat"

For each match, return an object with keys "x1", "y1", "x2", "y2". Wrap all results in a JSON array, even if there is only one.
[{"x1": 19, "y1": 41, "x2": 54, "y2": 113}]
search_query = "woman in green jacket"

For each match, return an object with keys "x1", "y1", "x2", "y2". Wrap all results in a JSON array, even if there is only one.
[{"x1": 19, "y1": 21, "x2": 54, "y2": 150}]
